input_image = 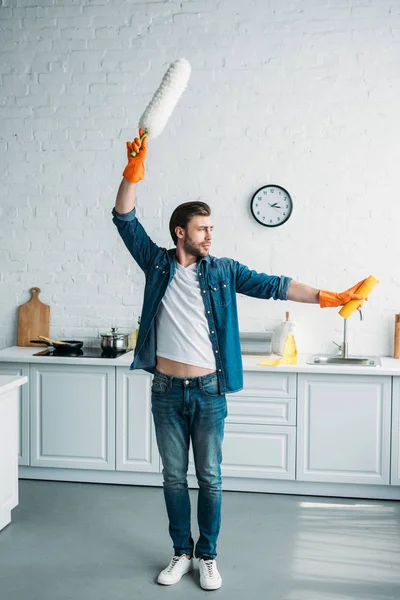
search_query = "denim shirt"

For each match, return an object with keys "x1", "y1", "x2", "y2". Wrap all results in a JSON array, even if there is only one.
[{"x1": 112, "y1": 207, "x2": 292, "y2": 394}]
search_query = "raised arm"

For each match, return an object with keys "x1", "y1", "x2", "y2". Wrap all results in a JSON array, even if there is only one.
[
  {"x1": 112, "y1": 130, "x2": 159, "y2": 273},
  {"x1": 114, "y1": 128, "x2": 147, "y2": 215}
]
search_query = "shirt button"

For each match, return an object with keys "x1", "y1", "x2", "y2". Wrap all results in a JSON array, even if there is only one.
[
  {"x1": 215, "y1": 350, "x2": 219, "y2": 353},
  {"x1": 155, "y1": 265, "x2": 159, "y2": 269},
  {"x1": 207, "y1": 311, "x2": 210, "y2": 314},
  {"x1": 218, "y1": 369, "x2": 222, "y2": 372},
  {"x1": 185, "y1": 380, "x2": 189, "y2": 385},
  {"x1": 223, "y1": 284, "x2": 227, "y2": 288},
  {"x1": 211, "y1": 330, "x2": 214, "y2": 334},
  {"x1": 203, "y1": 290, "x2": 206, "y2": 293},
  {"x1": 199, "y1": 272, "x2": 202, "y2": 276},
  {"x1": 214, "y1": 287, "x2": 217, "y2": 291}
]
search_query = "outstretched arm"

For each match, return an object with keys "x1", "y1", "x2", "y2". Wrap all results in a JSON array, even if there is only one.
[
  {"x1": 288, "y1": 279, "x2": 366, "y2": 308},
  {"x1": 287, "y1": 281, "x2": 320, "y2": 303}
]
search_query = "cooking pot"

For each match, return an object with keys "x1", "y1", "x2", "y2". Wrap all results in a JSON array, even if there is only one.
[{"x1": 100, "y1": 327, "x2": 129, "y2": 352}]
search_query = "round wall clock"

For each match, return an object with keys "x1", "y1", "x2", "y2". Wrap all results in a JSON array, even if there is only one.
[{"x1": 250, "y1": 184, "x2": 293, "y2": 227}]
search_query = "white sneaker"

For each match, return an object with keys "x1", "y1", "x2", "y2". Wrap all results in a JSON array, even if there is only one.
[
  {"x1": 157, "y1": 555, "x2": 193, "y2": 585},
  {"x1": 199, "y1": 558, "x2": 222, "y2": 590}
]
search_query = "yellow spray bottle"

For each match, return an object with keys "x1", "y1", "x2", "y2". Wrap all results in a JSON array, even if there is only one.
[{"x1": 282, "y1": 320, "x2": 298, "y2": 365}]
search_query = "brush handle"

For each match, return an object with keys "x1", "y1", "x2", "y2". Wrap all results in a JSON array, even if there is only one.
[{"x1": 130, "y1": 131, "x2": 148, "y2": 158}]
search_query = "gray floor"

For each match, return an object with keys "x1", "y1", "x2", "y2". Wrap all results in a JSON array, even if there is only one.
[{"x1": 0, "y1": 481, "x2": 399, "y2": 600}]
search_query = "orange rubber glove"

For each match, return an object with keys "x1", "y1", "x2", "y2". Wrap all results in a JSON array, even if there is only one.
[
  {"x1": 319, "y1": 279, "x2": 367, "y2": 309},
  {"x1": 122, "y1": 128, "x2": 148, "y2": 184}
]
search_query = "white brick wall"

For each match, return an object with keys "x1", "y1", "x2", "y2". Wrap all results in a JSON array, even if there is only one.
[{"x1": 1, "y1": 0, "x2": 400, "y2": 356}]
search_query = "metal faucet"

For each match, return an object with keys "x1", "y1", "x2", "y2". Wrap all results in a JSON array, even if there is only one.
[{"x1": 333, "y1": 309, "x2": 363, "y2": 358}]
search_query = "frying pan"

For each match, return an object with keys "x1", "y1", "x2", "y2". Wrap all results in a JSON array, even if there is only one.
[{"x1": 30, "y1": 335, "x2": 84, "y2": 351}]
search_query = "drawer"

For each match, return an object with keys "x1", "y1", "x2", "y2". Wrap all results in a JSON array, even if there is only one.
[
  {"x1": 240, "y1": 371, "x2": 296, "y2": 398},
  {"x1": 226, "y1": 394, "x2": 296, "y2": 426},
  {"x1": 188, "y1": 424, "x2": 296, "y2": 480}
]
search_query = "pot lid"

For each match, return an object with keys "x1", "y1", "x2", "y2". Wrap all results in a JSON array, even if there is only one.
[{"x1": 100, "y1": 327, "x2": 126, "y2": 339}]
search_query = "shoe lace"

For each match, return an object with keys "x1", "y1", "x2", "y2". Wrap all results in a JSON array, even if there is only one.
[
  {"x1": 166, "y1": 556, "x2": 181, "y2": 572},
  {"x1": 202, "y1": 559, "x2": 215, "y2": 577}
]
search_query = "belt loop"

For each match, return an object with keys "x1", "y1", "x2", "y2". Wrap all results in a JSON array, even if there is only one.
[
  {"x1": 198, "y1": 376, "x2": 203, "y2": 390},
  {"x1": 168, "y1": 375, "x2": 173, "y2": 389}
]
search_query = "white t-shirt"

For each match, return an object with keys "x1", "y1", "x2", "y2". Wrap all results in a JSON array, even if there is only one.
[{"x1": 155, "y1": 260, "x2": 216, "y2": 369}]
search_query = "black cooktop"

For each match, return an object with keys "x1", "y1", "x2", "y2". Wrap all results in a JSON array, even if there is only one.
[{"x1": 33, "y1": 347, "x2": 130, "y2": 359}]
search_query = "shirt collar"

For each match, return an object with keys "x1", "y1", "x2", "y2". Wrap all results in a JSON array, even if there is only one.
[{"x1": 167, "y1": 249, "x2": 211, "y2": 264}]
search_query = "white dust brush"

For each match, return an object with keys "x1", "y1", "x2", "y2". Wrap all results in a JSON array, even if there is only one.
[{"x1": 130, "y1": 58, "x2": 191, "y2": 156}]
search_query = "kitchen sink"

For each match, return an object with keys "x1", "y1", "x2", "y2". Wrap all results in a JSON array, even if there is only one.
[{"x1": 307, "y1": 355, "x2": 381, "y2": 367}]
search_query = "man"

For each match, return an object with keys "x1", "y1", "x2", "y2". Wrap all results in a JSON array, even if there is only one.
[{"x1": 112, "y1": 131, "x2": 365, "y2": 591}]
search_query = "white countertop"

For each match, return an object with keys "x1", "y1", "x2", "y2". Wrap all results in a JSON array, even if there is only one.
[
  {"x1": 1, "y1": 346, "x2": 400, "y2": 375},
  {"x1": 0, "y1": 374, "x2": 28, "y2": 395}
]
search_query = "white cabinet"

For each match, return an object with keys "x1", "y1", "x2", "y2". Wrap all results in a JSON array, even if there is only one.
[
  {"x1": 188, "y1": 372, "x2": 297, "y2": 480},
  {"x1": 0, "y1": 377, "x2": 28, "y2": 532},
  {"x1": 297, "y1": 374, "x2": 391, "y2": 485},
  {"x1": 116, "y1": 369, "x2": 159, "y2": 472},
  {"x1": 220, "y1": 423, "x2": 296, "y2": 479},
  {"x1": 30, "y1": 364, "x2": 115, "y2": 470},
  {"x1": 0, "y1": 363, "x2": 29, "y2": 466},
  {"x1": 391, "y1": 377, "x2": 400, "y2": 485}
]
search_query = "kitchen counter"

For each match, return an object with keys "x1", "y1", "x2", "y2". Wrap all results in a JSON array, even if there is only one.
[
  {"x1": 0, "y1": 374, "x2": 28, "y2": 532},
  {"x1": 0, "y1": 345, "x2": 400, "y2": 375}
]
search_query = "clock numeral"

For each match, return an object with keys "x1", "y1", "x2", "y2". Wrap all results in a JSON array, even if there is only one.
[
  {"x1": 257, "y1": 211, "x2": 260, "y2": 215},
  {"x1": 258, "y1": 196, "x2": 262, "y2": 201},
  {"x1": 283, "y1": 213, "x2": 286, "y2": 216},
  {"x1": 277, "y1": 217, "x2": 280, "y2": 221},
  {"x1": 271, "y1": 188, "x2": 275, "y2": 193},
  {"x1": 269, "y1": 219, "x2": 272, "y2": 223},
  {"x1": 263, "y1": 190, "x2": 268, "y2": 195},
  {"x1": 262, "y1": 216, "x2": 265, "y2": 220}
]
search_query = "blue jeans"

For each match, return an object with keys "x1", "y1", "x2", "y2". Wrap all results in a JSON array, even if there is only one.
[{"x1": 151, "y1": 369, "x2": 228, "y2": 559}]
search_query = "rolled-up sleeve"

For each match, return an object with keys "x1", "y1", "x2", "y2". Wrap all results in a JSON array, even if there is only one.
[{"x1": 234, "y1": 261, "x2": 292, "y2": 300}]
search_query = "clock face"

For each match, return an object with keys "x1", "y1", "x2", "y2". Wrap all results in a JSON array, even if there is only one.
[{"x1": 250, "y1": 185, "x2": 293, "y2": 227}]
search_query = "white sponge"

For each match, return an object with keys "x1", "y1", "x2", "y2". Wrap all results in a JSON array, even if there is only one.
[{"x1": 138, "y1": 58, "x2": 191, "y2": 138}]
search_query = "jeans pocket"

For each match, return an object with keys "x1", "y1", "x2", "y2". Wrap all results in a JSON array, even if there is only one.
[
  {"x1": 151, "y1": 375, "x2": 169, "y2": 396},
  {"x1": 202, "y1": 377, "x2": 220, "y2": 397}
]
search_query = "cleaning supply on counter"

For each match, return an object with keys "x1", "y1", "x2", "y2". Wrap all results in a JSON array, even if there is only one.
[
  {"x1": 257, "y1": 354, "x2": 283, "y2": 367},
  {"x1": 395, "y1": 314, "x2": 400, "y2": 359},
  {"x1": 281, "y1": 320, "x2": 298, "y2": 365},
  {"x1": 338, "y1": 275, "x2": 379, "y2": 318},
  {"x1": 272, "y1": 311, "x2": 293, "y2": 355},
  {"x1": 259, "y1": 313, "x2": 298, "y2": 367},
  {"x1": 135, "y1": 316, "x2": 141, "y2": 344}
]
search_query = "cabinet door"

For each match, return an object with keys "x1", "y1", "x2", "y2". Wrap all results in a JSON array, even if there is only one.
[
  {"x1": 116, "y1": 369, "x2": 159, "y2": 472},
  {"x1": 188, "y1": 424, "x2": 296, "y2": 480},
  {"x1": 297, "y1": 374, "x2": 391, "y2": 484},
  {"x1": 391, "y1": 377, "x2": 400, "y2": 485},
  {"x1": 0, "y1": 363, "x2": 29, "y2": 466},
  {"x1": 0, "y1": 388, "x2": 19, "y2": 531},
  {"x1": 30, "y1": 364, "x2": 115, "y2": 470}
]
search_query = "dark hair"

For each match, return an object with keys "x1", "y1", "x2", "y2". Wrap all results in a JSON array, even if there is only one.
[{"x1": 169, "y1": 201, "x2": 211, "y2": 245}]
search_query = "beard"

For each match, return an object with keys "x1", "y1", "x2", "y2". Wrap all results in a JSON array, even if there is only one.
[{"x1": 183, "y1": 234, "x2": 210, "y2": 258}]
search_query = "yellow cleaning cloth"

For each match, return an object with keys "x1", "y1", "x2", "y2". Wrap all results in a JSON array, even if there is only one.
[{"x1": 258, "y1": 355, "x2": 283, "y2": 367}]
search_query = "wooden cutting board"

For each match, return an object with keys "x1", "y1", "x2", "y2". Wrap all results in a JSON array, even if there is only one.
[{"x1": 17, "y1": 287, "x2": 50, "y2": 346}]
